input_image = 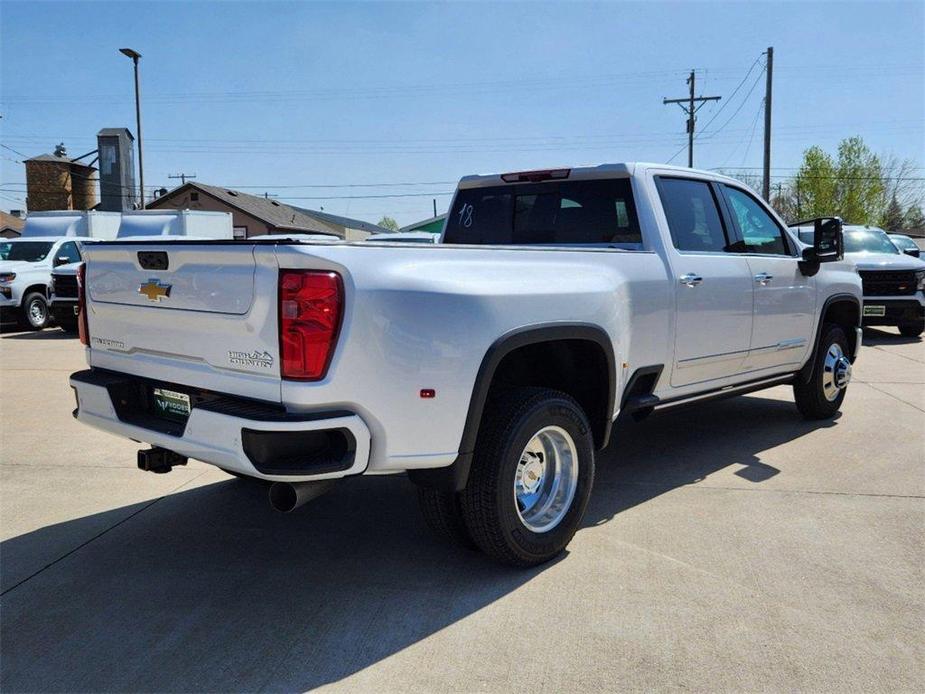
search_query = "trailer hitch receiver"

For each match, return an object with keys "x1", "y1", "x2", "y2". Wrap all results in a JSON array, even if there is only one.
[{"x1": 137, "y1": 447, "x2": 188, "y2": 474}]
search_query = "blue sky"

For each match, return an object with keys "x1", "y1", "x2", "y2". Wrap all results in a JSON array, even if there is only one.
[{"x1": 1, "y1": 1, "x2": 922, "y2": 225}]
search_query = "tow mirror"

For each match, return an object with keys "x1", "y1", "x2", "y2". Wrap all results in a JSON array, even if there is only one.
[{"x1": 793, "y1": 217, "x2": 843, "y2": 276}]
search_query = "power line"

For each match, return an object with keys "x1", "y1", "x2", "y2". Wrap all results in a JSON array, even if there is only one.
[
  {"x1": 696, "y1": 54, "x2": 764, "y2": 138},
  {"x1": 700, "y1": 65, "x2": 765, "y2": 140},
  {"x1": 0, "y1": 143, "x2": 28, "y2": 160}
]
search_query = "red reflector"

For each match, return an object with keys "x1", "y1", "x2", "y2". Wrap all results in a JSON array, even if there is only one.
[
  {"x1": 420, "y1": 389, "x2": 436, "y2": 399},
  {"x1": 278, "y1": 270, "x2": 343, "y2": 381},
  {"x1": 500, "y1": 168, "x2": 570, "y2": 183},
  {"x1": 77, "y1": 262, "x2": 89, "y2": 346}
]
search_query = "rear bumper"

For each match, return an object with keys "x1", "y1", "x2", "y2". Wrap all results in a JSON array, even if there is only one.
[
  {"x1": 51, "y1": 299, "x2": 79, "y2": 323},
  {"x1": 69, "y1": 369, "x2": 371, "y2": 482}
]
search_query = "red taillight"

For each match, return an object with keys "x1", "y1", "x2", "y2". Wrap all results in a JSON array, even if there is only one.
[
  {"x1": 77, "y1": 262, "x2": 89, "y2": 346},
  {"x1": 278, "y1": 270, "x2": 343, "y2": 381},
  {"x1": 500, "y1": 168, "x2": 570, "y2": 183}
]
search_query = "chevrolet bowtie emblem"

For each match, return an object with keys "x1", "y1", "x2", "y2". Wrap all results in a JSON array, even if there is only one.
[{"x1": 138, "y1": 278, "x2": 171, "y2": 302}]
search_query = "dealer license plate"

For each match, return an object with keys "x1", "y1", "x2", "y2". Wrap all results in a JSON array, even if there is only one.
[
  {"x1": 152, "y1": 388, "x2": 191, "y2": 421},
  {"x1": 863, "y1": 305, "x2": 886, "y2": 317}
]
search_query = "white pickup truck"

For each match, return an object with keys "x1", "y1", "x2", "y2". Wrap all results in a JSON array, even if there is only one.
[{"x1": 70, "y1": 163, "x2": 862, "y2": 566}]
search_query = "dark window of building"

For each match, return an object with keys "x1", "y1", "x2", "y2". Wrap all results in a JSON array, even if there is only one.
[{"x1": 190, "y1": 192, "x2": 199, "y2": 202}]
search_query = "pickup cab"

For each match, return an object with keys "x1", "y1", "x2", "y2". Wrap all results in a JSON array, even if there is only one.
[{"x1": 70, "y1": 163, "x2": 862, "y2": 566}]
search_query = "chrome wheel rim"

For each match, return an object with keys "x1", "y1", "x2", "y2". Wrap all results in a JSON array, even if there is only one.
[
  {"x1": 822, "y1": 342, "x2": 851, "y2": 402},
  {"x1": 513, "y1": 425, "x2": 579, "y2": 533},
  {"x1": 28, "y1": 299, "x2": 46, "y2": 326}
]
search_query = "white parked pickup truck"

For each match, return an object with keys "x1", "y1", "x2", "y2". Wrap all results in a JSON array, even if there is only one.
[
  {"x1": 70, "y1": 164, "x2": 862, "y2": 566},
  {"x1": 794, "y1": 225, "x2": 925, "y2": 337}
]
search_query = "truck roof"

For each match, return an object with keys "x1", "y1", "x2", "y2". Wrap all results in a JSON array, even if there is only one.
[{"x1": 456, "y1": 163, "x2": 744, "y2": 190}]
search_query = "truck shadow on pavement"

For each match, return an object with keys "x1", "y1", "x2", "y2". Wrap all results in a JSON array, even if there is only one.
[
  {"x1": 861, "y1": 327, "x2": 922, "y2": 346},
  {"x1": 1, "y1": 327, "x2": 73, "y2": 339},
  {"x1": 0, "y1": 394, "x2": 837, "y2": 692}
]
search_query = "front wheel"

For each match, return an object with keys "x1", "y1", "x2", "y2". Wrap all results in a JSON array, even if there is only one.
[
  {"x1": 793, "y1": 324, "x2": 851, "y2": 420},
  {"x1": 460, "y1": 387, "x2": 595, "y2": 567},
  {"x1": 899, "y1": 320, "x2": 924, "y2": 338},
  {"x1": 21, "y1": 292, "x2": 49, "y2": 330}
]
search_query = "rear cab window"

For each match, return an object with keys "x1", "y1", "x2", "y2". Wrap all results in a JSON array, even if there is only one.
[{"x1": 443, "y1": 178, "x2": 642, "y2": 249}]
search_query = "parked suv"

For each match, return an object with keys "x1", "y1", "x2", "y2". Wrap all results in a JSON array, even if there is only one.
[
  {"x1": 889, "y1": 234, "x2": 921, "y2": 258},
  {"x1": 0, "y1": 237, "x2": 91, "y2": 329},
  {"x1": 795, "y1": 225, "x2": 925, "y2": 337}
]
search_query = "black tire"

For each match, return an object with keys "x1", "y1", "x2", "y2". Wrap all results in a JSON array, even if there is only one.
[
  {"x1": 898, "y1": 321, "x2": 924, "y2": 338},
  {"x1": 21, "y1": 291, "x2": 49, "y2": 330},
  {"x1": 417, "y1": 486, "x2": 476, "y2": 549},
  {"x1": 460, "y1": 387, "x2": 595, "y2": 567},
  {"x1": 793, "y1": 324, "x2": 850, "y2": 420}
]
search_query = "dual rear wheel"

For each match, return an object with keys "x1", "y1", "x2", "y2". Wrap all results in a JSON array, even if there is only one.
[{"x1": 418, "y1": 387, "x2": 595, "y2": 567}]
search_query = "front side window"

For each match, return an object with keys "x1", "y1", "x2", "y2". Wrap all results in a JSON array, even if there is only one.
[
  {"x1": 56, "y1": 242, "x2": 81, "y2": 264},
  {"x1": 443, "y1": 178, "x2": 641, "y2": 246},
  {"x1": 6, "y1": 241, "x2": 53, "y2": 262},
  {"x1": 723, "y1": 186, "x2": 789, "y2": 255},
  {"x1": 656, "y1": 178, "x2": 729, "y2": 253}
]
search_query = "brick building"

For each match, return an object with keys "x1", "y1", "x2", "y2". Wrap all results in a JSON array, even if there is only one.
[{"x1": 25, "y1": 152, "x2": 98, "y2": 211}]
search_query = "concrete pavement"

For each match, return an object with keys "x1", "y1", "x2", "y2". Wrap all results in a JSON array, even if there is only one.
[{"x1": 1, "y1": 327, "x2": 922, "y2": 692}]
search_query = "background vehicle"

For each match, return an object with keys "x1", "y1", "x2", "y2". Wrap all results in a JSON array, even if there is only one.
[
  {"x1": 70, "y1": 163, "x2": 861, "y2": 566},
  {"x1": 0, "y1": 211, "x2": 120, "y2": 329},
  {"x1": 795, "y1": 224, "x2": 925, "y2": 337},
  {"x1": 888, "y1": 233, "x2": 921, "y2": 258}
]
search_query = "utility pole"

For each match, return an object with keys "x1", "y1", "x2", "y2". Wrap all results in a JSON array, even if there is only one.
[
  {"x1": 762, "y1": 46, "x2": 774, "y2": 201},
  {"x1": 168, "y1": 172, "x2": 197, "y2": 186},
  {"x1": 433, "y1": 198, "x2": 437, "y2": 218},
  {"x1": 663, "y1": 70, "x2": 721, "y2": 168}
]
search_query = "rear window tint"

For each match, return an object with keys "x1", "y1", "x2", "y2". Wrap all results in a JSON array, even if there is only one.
[{"x1": 443, "y1": 178, "x2": 641, "y2": 246}]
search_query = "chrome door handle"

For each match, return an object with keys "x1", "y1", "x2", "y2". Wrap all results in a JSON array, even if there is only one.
[
  {"x1": 754, "y1": 272, "x2": 774, "y2": 285},
  {"x1": 679, "y1": 273, "x2": 703, "y2": 287}
]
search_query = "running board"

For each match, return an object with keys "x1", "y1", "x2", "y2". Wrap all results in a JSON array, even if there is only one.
[{"x1": 622, "y1": 373, "x2": 796, "y2": 414}]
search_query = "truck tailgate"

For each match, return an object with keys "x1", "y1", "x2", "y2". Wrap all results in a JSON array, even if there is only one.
[{"x1": 83, "y1": 243, "x2": 283, "y2": 402}]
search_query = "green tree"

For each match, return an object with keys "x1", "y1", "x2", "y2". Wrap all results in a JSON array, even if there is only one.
[
  {"x1": 377, "y1": 216, "x2": 399, "y2": 231},
  {"x1": 791, "y1": 137, "x2": 888, "y2": 224},
  {"x1": 834, "y1": 136, "x2": 883, "y2": 224},
  {"x1": 904, "y1": 205, "x2": 925, "y2": 231},
  {"x1": 793, "y1": 146, "x2": 837, "y2": 219},
  {"x1": 881, "y1": 195, "x2": 904, "y2": 231}
]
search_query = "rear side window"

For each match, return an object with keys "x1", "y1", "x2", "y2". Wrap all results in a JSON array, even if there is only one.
[
  {"x1": 656, "y1": 178, "x2": 730, "y2": 253},
  {"x1": 443, "y1": 179, "x2": 641, "y2": 246}
]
